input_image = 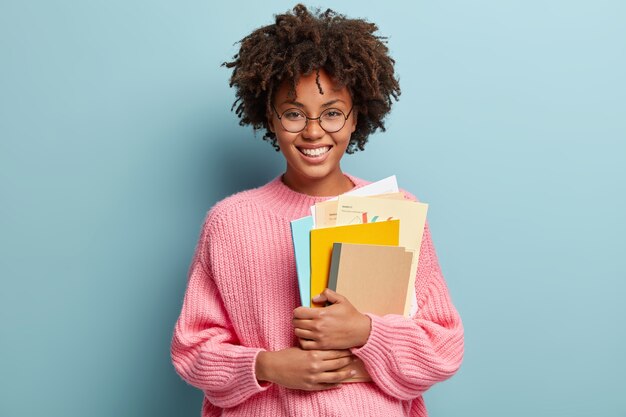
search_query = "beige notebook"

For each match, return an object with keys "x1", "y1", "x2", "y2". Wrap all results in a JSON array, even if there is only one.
[
  {"x1": 314, "y1": 192, "x2": 407, "y2": 228},
  {"x1": 310, "y1": 220, "x2": 400, "y2": 308},
  {"x1": 329, "y1": 243, "x2": 414, "y2": 316},
  {"x1": 335, "y1": 195, "x2": 428, "y2": 316},
  {"x1": 339, "y1": 357, "x2": 372, "y2": 383}
]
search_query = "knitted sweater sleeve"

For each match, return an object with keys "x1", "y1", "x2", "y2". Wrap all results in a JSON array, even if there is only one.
[
  {"x1": 351, "y1": 221, "x2": 464, "y2": 400},
  {"x1": 170, "y1": 212, "x2": 269, "y2": 408}
]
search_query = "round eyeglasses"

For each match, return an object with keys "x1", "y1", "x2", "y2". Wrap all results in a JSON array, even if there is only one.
[{"x1": 271, "y1": 104, "x2": 354, "y2": 133}]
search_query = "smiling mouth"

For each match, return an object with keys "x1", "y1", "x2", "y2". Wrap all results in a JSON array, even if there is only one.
[{"x1": 298, "y1": 146, "x2": 331, "y2": 157}]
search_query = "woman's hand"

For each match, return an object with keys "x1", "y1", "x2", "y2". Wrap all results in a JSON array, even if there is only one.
[
  {"x1": 292, "y1": 289, "x2": 372, "y2": 350},
  {"x1": 255, "y1": 347, "x2": 356, "y2": 390}
]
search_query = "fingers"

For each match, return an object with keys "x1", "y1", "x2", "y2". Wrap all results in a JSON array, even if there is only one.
[
  {"x1": 292, "y1": 316, "x2": 318, "y2": 345},
  {"x1": 305, "y1": 353, "x2": 353, "y2": 374},
  {"x1": 321, "y1": 288, "x2": 345, "y2": 304},
  {"x1": 321, "y1": 355, "x2": 354, "y2": 372},
  {"x1": 315, "y1": 349, "x2": 353, "y2": 360},
  {"x1": 293, "y1": 327, "x2": 315, "y2": 340},
  {"x1": 292, "y1": 296, "x2": 362, "y2": 350},
  {"x1": 313, "y1": 368, "x2": 356, "y2": 385},
  {"x1": 298, "y1": 336, "x2": 331, "y2": 352},
  {"x1": 299, "y1": 337, "x2": 344, "y2": 350},
  {"x1": 312, "y1": 288, "x2": 345, "y2": 305},
  {"x1": 293, "y1": 306, "x2": 321, "y2": 320},
  {"x1": 292, "y1": 316, "x2": 316, "y2": 331},
  {"x1": 311, "y1": 293, "x2": 328, "y2": 304},
  {"x1": 299, "y1": 350, "x2": 356, "y2": 390},
  {"x1": 299, "y1": 338, "x2": 320, "y2": 350}
]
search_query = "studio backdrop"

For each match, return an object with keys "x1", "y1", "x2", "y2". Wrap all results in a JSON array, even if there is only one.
[{"x1": 1, "y1": 1, "x2": 625, "y2": 416}]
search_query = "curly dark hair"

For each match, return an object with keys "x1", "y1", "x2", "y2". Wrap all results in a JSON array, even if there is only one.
[{"x1": 223, "y1": 4, "x2": 401, "y2": 153}]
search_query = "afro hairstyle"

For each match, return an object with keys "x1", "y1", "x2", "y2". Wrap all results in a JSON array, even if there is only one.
[{"x1": 223, "y1": 4, "x2": 401, "y2": 153}]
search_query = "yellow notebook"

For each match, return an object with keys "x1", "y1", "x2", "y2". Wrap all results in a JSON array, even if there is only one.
[{"x1": 309, "y1": 220, "x2": 400, "y2": 307}]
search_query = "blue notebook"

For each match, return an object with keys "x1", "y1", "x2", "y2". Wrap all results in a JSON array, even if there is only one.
[{"x1": 290, "y1": 216, "x2": 313, "y2": 307}]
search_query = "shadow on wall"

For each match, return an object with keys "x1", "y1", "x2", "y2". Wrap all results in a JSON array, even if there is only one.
[
  {"x1": 160, "y1": 128, "x2": 284, "y2": 414},
  {"x1": 207, "y1": 130, "x2": 284, "y2": 201}
]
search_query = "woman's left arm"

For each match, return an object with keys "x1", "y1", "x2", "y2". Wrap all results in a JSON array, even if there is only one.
[
  {"x1": 355, "y1": 223, "x2": 463, "y2": 399},
  {"x1": 293, "y1": 223, "x2": 464, "y2": 400}
]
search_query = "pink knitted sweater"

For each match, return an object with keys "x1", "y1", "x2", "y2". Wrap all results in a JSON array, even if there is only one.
[{"x1": 170, "y1": 174, "x2": 464, "y2": 417}]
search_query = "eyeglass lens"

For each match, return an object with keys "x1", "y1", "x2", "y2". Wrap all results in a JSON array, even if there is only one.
[{"x1": 280, "y1": 108, "x2": 347, "y2": 133}]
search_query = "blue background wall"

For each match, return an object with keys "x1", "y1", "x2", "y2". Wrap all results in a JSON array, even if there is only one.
[{"x1": 1, "y1": 1, "x2": 625, "y2": 416}]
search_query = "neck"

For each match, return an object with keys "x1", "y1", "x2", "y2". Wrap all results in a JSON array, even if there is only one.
[{"x1": 282, "y1": 168, "x2": 355, "y2": 197}]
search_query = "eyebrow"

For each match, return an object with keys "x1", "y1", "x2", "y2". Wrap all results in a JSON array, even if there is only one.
[{"x1": 279, "y1": 99, "x2": 346, "y2": 108}]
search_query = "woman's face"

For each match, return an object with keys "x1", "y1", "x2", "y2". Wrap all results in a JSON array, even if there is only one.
[{"x1": 268, "y1": 68, "x2": 356, "y2": 192}]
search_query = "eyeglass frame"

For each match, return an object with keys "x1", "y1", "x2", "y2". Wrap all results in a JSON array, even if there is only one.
[{"x1": 270, "y1": 103, "x2": 355, "y2": 133}]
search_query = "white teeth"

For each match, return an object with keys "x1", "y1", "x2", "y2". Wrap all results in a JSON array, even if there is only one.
[{"x1": 300, "y1": 146, "x2": 330, "y2": 157}]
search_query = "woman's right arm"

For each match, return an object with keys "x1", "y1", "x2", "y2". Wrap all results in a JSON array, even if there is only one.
[
  {"x1": 170, "y1": 220, "x2": 269, "y2": 408},
  {"x1": 171, "y1": 214, "x2": 354, "y2": 407}
]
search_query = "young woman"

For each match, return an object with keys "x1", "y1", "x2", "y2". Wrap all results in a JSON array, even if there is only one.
[{"x1": 171, "y1": 5, "x2": 463, "y2": 416}]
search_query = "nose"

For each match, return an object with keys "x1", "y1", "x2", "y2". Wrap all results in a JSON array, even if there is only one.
[{"x1": 301, "y1": 118, "x2": 325, "y2": 141}]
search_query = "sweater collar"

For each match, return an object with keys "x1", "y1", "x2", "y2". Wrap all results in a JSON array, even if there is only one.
[{"x1": 253, "y1": 173, "x2": 370, "y2": 220}]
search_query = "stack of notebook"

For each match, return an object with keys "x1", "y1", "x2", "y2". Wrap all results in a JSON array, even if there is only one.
[
  {"x1": 290, "y1": 175, "x2": 428, "y2": 318},
  {"x1": 289, "y1": 176, "x2": 428, "y2": 383}
]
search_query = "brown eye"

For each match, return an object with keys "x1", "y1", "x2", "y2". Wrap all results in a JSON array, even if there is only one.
[
  {"x1": 283, "y1": 109, "x2": 306, "y2": 121},
  {"x1": 321, "y1": 109, "x2": 344, "y2": 120}
]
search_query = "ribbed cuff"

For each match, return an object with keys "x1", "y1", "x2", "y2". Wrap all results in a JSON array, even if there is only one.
[
  {"x1": 351, "y1": 313, "x2": 398, "y2": 362},
  {"x1": 206, "y1": 348, "x2": 271, "y2": 407},
  {"x1": 349, "y1": 313, "x2": 418, "y2": 399}
]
